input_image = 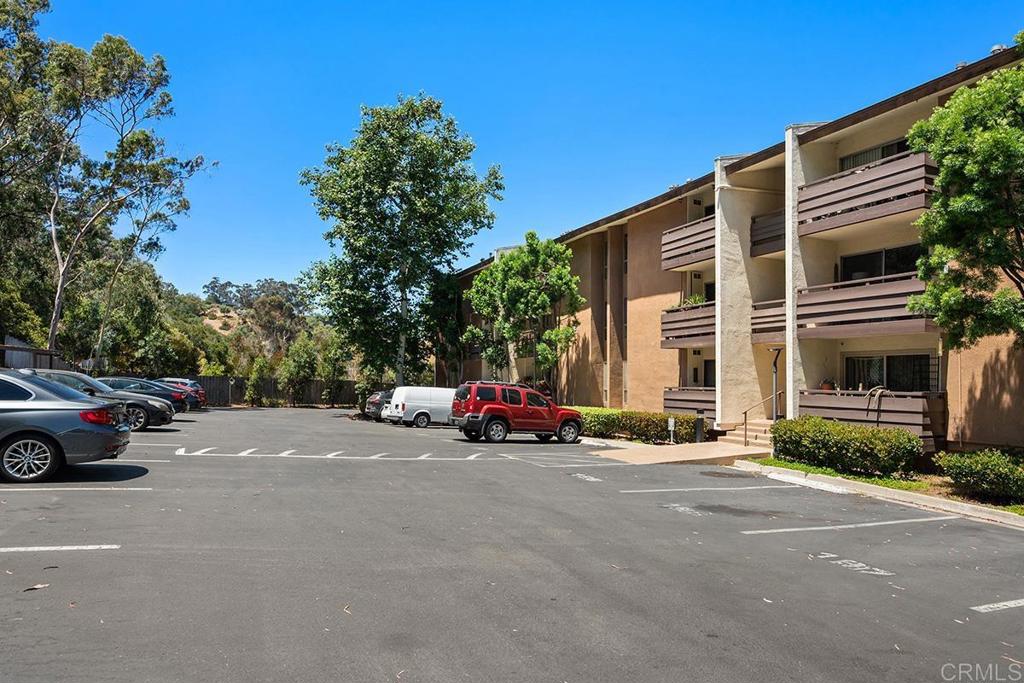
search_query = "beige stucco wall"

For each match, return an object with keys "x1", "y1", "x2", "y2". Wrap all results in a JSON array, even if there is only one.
[
  {"x1": 947, "y1": 334, "x2": 1024, "y2": 449},
  {"x1": 559, "y1": 233, "x2": 605, "y2": 406},
  {"x1": 622, "y1": 202, "x2": 689, "y2": 413},
  {"x1": 717, "y1": 160, "x2": 787, "y2": 423}
]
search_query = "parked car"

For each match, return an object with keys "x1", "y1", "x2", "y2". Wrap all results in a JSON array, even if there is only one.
[
  {"x1": 156, "y1": 378, "x2": 207, "y2": 407},
  {"x1": 363, "y1": 390, "x2": 393, "y2": 422},
  {"x1": 0, "y1": 370, "x2": 130, "y2": 483},
  {"x1": 450, "y1": 381, "x2": 583, "y2": 443},
  {"x1": 152, "y1": 380, "x2": 201, "y2": 410},
  {"x1": 98, "y1": 377, "x2": 189, "y2": 413},
  {"x1": 31, "y1": 369, "x2": 174, "y2": 431},
  {"x1": 385, "y1": 386, "x2": 457, "y2": 427}
]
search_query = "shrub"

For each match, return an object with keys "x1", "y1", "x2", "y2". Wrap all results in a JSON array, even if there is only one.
[
  {"x1": 937, "y1": 450, "x2": 1024, "y2": 504},
  {"x1": 771, "y1": 415, "x2": 921, "y2": 477},
  {"x1": 244, "y1": 357, "x2": 272, "y2": 406},
  {"x1": 570, "y1": 407, "x2": 710, "y2": 444}
]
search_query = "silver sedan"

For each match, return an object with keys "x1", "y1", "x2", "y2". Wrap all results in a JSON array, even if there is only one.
[{"x1": 0, "y1": 370, "x2": 130, "y2": 483}]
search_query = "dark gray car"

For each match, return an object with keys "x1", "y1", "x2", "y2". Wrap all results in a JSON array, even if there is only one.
[
  {"x1": 0, "y1": 370, "x2": 130, "y2": 483},
  {"x1": 32, "y1": 369, "x2": 174, "y2": 431}
]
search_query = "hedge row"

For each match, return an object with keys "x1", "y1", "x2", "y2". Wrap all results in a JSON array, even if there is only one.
[
  {"x1": 570, "y1": 406, "x2": 710, "y2": 444},
  {"x1": 937, "y1": 449, "x2": 1024, "y2": 504},
  {"x1": 770, "y1": 415, "x2": 921, "y2": 477}
]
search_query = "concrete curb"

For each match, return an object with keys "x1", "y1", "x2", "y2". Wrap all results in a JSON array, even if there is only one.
[{"x1": 732, "y1": 460, "x2": 1024, "y2": 532}]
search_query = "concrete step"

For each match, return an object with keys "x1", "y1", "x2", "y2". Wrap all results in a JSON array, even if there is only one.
[{"x1": 718, "y1": 434, "x2": 773, "y2": 448}]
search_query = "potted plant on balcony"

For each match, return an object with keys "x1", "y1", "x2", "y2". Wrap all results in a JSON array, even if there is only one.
[
  {"x1": 677, "y1": 293, "x2": 706, "y2": 309},
  {"x1": 818, "y1": 377, "x2": 836, "y2": 391}
]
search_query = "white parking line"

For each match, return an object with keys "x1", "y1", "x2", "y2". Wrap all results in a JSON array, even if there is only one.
[
  {"x1": 0, "y1": 487, "x2": 152, "y2": 492},
  {"x1": 620, "y1": 485, "x2": 801, "y2": 493},
  {"x1": 130, "y1": 443, "x2": 181, "y2": 447},
  {"x1": 278, "y1": 450, "x2": 296, "y2": 456},
  {"x1": 192, "y1": 447, "x2": 215, "y2": 455},
  {"x1": 970, "y1": 598, "x2": 1024, "y2": 614},
  {"x1": 325, "y1": 451, "x2": 345, "y2": 457},
  {"x1": 417, "y1": 453, "x2": 432, "y2": 459},
  {"x1": 0, "y1": 544, "x2": 120, "y2": 553},
  {"x1": 740, "y1": 515, "x2": 960, "y2": 535},
  {"x1": 467, "y1": 452, "x2": 484, "y2": 459},
  {"x1": 370, "y1": 453, "x2": 389, "y2": 458},
  {"x1": 238, "y1": 448, "x2": 257, "y2": 456}
]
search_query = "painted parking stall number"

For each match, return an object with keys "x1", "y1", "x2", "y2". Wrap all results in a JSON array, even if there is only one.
[{"x1": 812, "y1": 551, "x2": 894, "y2": 577}]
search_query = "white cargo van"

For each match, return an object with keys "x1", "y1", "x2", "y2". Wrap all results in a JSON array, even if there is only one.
[{"x1": 386, "y1": 386, "x2": 457, "y2": 427}]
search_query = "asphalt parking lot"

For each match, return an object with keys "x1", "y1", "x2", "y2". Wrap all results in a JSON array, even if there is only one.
[{"x1": 1, "y1": 408, "x2": 1022, "y2": 682}]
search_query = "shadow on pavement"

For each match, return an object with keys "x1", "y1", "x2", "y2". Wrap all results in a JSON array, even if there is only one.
[{"x1": 51, "y1": 463, "x2": 150, "y2": 483}]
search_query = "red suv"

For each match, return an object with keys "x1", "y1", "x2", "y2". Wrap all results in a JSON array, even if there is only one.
[{"x1": 450, "y1": 382, "x2": 583, "y2": 443}]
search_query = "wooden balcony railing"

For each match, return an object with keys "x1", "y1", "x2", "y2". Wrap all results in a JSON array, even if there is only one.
[
  {"x1": 661, "y1": 215, "x2": 715, "y2": 270},
  {"x1": 799, "y1": 389, "x2": 947, "y2": 452},
  {"x1": 796, "y1": 272, "x2": 935, "y2": 338},
  {"x1": 664, "y1": 386, "x2": 717, "y2": 421},
  {"x1": 661, "y1": 301, "x2": 715, "y2": 348},
  {"x1": 751, "y1": 299, "x2": 786, "y2": 344},
  {"x1": 750, "y1": 209, "x2": 785, "y2": 257},
  {"x1": 797, "y1": 151, "x2": 936, "y2": 236}
]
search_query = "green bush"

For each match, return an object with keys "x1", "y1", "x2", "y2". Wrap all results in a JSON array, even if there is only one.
[
  {"x1": 570, "y1": 407, "x2": 709, "y2": 444},
  {"x1": 938, "y1": 450, "x2": 1024, "y2": 504},
  {"x1": 771, "y1": 415, "x2": 921, "y2": 477},
  {"x1": 244, "y1": 357, "x2": 272, "y2": 406}
]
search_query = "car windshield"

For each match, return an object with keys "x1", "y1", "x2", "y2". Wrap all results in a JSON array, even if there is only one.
[
  {"x1": 71, "y1": 373, "x2": 116, "y2": 393},
  {"x1": 21, "y1": 373, "x2": 92, "y2": 401}
]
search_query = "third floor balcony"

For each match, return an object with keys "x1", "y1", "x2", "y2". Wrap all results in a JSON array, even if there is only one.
[
  {"x1": 661, "y1": 215, "x2": 715, "y2": 270},
  {"x1": 797, "y1": 151, "x2": 936, "y2": 237}
]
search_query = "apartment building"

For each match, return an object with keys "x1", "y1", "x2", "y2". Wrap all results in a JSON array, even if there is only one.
[{"x1": 447, "y1": 46, "x2": 1024, "y2": 450}]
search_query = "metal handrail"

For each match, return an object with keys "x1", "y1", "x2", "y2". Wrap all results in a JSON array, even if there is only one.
[
  {"x1": 742, "y1": 391, "x2": 784, "y2": 447},
  {"x1": 863, "y1": 385, "x2": 895, "y2": 427}
]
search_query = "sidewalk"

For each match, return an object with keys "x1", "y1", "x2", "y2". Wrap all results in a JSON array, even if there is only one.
[{"x1": 594, "y1": 440, "x2": 770, "y2": 465}]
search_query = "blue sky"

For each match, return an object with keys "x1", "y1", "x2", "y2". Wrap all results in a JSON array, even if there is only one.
[{"x1": 39, "y1": 1, "x2": 1024, "y2": 295}]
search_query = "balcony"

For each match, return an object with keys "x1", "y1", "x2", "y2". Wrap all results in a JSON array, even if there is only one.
[
  {"x1": 799, "y1": 389, "x2": 947, "y2": 452},
  {"x1": 751, "y1": 299, "x2": 786, "y2": 344},
  {"x1": 661, "y1": 215, "x2": 715, "y2": 270},
  {"x1": 796, "y1": 272, "x2": 936, "y2": 338},
  {"x1": 750, "y1": 209, "x2": 785, "y2": 257},
  {"x1": 797, "y1": 152, "x2": 936, "y2": 236},
  {"x1": 664, "y1": 386, "x2": 717, "y2": 421},
  {"x1": 661, "y1": 302, "x2": 715, "y2": 348}
]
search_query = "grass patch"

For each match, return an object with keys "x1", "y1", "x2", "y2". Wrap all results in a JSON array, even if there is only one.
[
  {"x1": 1004, "y1": 505, "x2": 1024, "y2": 517},
  {"x1": 755, "y1": 457, "x2": 929, "y2": 492}
]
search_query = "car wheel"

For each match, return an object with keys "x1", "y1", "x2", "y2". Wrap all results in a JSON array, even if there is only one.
[
  {"x1": 464, "y1": 429, "x2": 482, "y2": 442},
  {"x1": 413, "y1": 413, "x2": 430, "y2": 428},
  {"x1": 484, "y1": 419, "x2": 508, "y2": 443},
  {"x1": 0, "y1": 435, "x2": 61, "y2": 483},
  {"x1": 126, "y1": 405, "x2": 149, "y2": 431},
  {"x1": 557, "y1": 421, "x2": 580, "y2": 444},
  {"x1": 373, "y1": 414, "x2": 383, "y2": 423},
  {"x1": 535, "y1": 433, "x2": 554, "y2": 442}
]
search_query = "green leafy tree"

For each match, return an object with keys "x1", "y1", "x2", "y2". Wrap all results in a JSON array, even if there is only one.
[
  {"x1": 421, "y1": 269, "x2": 465, "y2": 386},
  {"x1": 277, "y1": 331, "x2": 318, "y2": 406},
  {"x1": 0, "y1": 277, "x2": 46, "y2": 344},
  {"x1": 302, "y1": 93, "x2": 503, "y2": 384},
  {"x1": 462, "y1": 231, "x2": 584, "y2": 386},
  {"x1": 244, "y1": 356, "x2": 272, "y2": 407},
  {"x1": 313, "y1": 324, "x2": 352, "y2": 407},
  {"x1": 907, "y1": 40, "x2": 1024, "y2": 347}
]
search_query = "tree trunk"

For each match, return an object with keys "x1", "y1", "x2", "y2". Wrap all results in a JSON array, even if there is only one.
[
  {"x1": 90, "y1": 251, "x2": 131, "y2": 371},
  {"x1": 506, "y1": 339, "x2": 520, "y2": 383},
  {"x1": 396, "y1": 285, "x2": 408, "y2": 386},
  {"x1": 47, "y1": 268, "x2": 68, "y2": 351}
]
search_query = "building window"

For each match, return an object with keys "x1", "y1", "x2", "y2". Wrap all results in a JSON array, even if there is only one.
[
  {"x1": 703, "y1": 359, "x2": 716, "y2": 388},
  {"x1": 840, "y1": 243, "x2": 925, "y2": 281},
  {"x1": 839, "y1": 138, "x2": 909, "y2": 171},
  {"x1": 843, "y1": 353, "x2": 936, "y2": 392},
  {"x1": 703, "y1": 281, "x2": 716, "y2": 302}
]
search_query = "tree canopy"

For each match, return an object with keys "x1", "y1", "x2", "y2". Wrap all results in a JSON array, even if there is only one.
[
  {"x1": 462, "y1": 231, "x2": 584, "y2": 383},
  {"x1": 302, "y1": 93, "x2": 503, "y2": 384},
  {"x1": 908, "y1": 43, "x2": 1024, "y2": 348}
]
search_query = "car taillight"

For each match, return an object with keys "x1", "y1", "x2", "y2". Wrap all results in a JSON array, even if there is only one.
[
  {"x1": 80, "y1": 409, "x2": 114, "y2": 425},
  {"x1": 171, "y1": 392, "x2": 184, "y2": 400}
]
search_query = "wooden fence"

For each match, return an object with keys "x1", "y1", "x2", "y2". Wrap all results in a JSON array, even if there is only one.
[{"x1": 191, "y1": 376, "x2": 358, "y2": 407}]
